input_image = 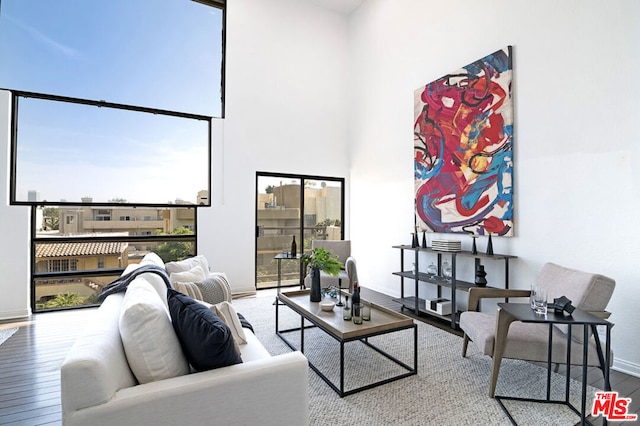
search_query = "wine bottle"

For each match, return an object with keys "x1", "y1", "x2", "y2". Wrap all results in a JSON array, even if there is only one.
[
  {"x1": 291, "y1": 235, "x2": 297, "y2": 257},
  {"x1": 351, "y1": 281, "x2": 360, "y2": 317}
]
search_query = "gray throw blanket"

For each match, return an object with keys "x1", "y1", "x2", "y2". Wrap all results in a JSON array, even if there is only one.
[{"x1": 98, "y1": 264, "x2": 172, "y2": 302}]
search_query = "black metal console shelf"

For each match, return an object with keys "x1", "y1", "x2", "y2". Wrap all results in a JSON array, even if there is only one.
[{"x1": 392, "y1": 245, "x2": 517, "y2": 329}]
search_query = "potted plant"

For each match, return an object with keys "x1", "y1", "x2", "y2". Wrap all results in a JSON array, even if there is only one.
[{"x1": 301, "y1": 246, "x2": 344, "y2": 302}]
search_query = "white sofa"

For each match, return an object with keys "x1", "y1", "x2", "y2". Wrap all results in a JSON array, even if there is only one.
[{"x1": 61, "y1": 253, "x2": 309, "y2": 426}]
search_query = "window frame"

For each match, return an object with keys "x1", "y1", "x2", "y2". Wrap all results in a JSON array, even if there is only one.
[
  {"x1": 254, "y1": 171, "x2": 346, "y2": 290},
  {"x1": 31, "y1": 205, "x2": 199, "y2": 312},
  {"x1": 9, "y1": 90, "x2": 214, "y2": 208},
  {"x1": 1, "y1": 0, "x2": 225, "y2": 312}
]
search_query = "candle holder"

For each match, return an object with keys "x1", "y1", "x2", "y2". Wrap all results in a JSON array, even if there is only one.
[
  {"x1": 486, "y1": 234, "x2": 494, "y2": 255},
  {"x1": 471, "y1": 235, "x2": 478, "y2": 255}
]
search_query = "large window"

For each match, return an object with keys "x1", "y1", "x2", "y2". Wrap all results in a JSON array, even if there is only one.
[
  {"x1": 0, "y1": 0, "x2": 225, "y2": 117},
  {"x1": 0, "y1": 0, "x2": 225, "y2": 310},
  {"x1": 10, "y1": 92, "x2": 213, "y2": 206},
  {"x1": 32, "y1": 205, "x2": 198, "y2": 311},
  {"x1": 255, "y1": 173, "x2": 345, "y2": 290}
]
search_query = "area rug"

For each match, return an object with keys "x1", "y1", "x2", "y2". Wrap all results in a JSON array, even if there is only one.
[
  {"x1": 233, "y1": 294, "x2": 601, "y2": 426},
  {"x1": 0, "y1": 327, "x2": 18, "y2": 346}
]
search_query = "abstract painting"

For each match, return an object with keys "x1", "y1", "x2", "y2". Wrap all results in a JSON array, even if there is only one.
[{"x1": 414, "y1": 46, "x2": 514, "y2": 236}]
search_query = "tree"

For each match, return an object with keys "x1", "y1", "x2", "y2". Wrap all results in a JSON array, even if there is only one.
[
  {"x1": 153, "y1": 227, "x2": 195, "y2": 262},
  {"x1": 42, "y1": 207, "x2": 59, "y2": 230},
  {"x1": 265, "y1": 185, "x2": 274, "y2": 194},
  {"x1": 44, "y1": 293, "x2": 86, "y2": 308}
]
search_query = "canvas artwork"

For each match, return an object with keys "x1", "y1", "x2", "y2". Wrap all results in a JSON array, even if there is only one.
[{"x1": 414, "y1": 46, "x2": 514, "y2": 237}]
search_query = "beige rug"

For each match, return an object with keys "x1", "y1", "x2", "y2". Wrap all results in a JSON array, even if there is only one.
[{"x1": 233, "y1": 294, "x2": 602, "y2": 426}]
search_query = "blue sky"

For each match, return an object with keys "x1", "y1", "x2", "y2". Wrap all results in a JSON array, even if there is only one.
[{"x1": 0, "y1": 0, "x2": 222, "y2": 204}]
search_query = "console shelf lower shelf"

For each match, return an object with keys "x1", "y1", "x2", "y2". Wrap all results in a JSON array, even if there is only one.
[{"x1": 392, "y1": 296, "x2": 461, "y2": 324}]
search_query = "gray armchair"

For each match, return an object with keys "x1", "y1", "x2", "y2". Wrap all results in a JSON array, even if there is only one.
[
  {"x1": 460, "y1": 262, "x2": 615, "y2": 397},
  {"x1": 303, "y1": 240, "x2": 354, "y2": 292}
]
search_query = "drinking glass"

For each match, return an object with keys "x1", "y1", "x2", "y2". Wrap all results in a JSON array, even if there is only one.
[
  {"x1": 533, "y1": 286, "x2": 548, "y2": 315},
  {"x1": 343, "y1": 300, "x2": 352, "y2": 321},
  {"x1": 362, "y1": 301, "x2": 371, "y2": 321},
  {"x1": 352, "y1": 303, "x2": 363, "y2": 324},
  {"x1": 529, "y1": 284, "x2": 536, "y2": 309}
]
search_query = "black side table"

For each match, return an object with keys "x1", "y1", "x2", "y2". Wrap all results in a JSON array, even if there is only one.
[
  {"x1": 273, "y1": 253, "x2": 302, "y2": 302},
  {"x1": 494, "y1": 303, "x2": 612, "y2": 426}
]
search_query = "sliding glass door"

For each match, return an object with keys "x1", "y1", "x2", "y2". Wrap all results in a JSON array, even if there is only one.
[{"x1": 255, "y1": 173, "x2": 344, "y2": 290}]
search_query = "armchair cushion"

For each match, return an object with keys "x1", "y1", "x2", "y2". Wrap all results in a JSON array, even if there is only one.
[
  {"x1": 536, "y1": 262, "x2": 615, "y2": 343},
  {"x1": 460, "y1": 311, "x2": 606, "y2": 365},
  {"x1": 311, "y1": 240, "x2": 351, "y2": 264},
  {"x1": 305, "y1": 240, "x2": 352, "y2": 291}
]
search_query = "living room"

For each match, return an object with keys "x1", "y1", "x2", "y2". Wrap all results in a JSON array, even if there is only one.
[{"x1": 0, "y1": 0, "x2": 638, "y2": 423}]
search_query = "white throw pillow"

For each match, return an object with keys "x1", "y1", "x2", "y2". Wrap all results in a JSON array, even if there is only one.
[
  {"x1": 169, "y1": 265, "x2": 207, "y2": 285},
  {"x1": 165, "y1": 255, "x2": 210, "y2": 275},
  {"x1": 214, "y1": 301, "x2": 247, "y2": 345},
  {"x1": 119, "y1": 280, "x2": 189, "y2": 384}
]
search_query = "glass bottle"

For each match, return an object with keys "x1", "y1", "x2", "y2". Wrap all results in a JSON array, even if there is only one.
[
  {"x1": 291, "y1": 235, "x2": 297, "y2": 257},
  {"x1": 351, "y1": 281, "x2": 360, "y2": 317},
  {"x1": 427, "y1": 261, "x2": 437, "y2": 276},
  {"x1": 442, "y1": 260, "x2": 452, "y2": 282}
]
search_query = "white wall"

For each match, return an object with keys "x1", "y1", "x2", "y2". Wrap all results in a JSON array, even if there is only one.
[
  {"x1": 197, "y1": 0, "x2": 351, "y2": 293},
  {"x1": 0, "y1": 91, "x2": 31, "y2": 320},
  {"x1": 2, "y1": 0, "x2": 638, "y2": 377},
  {"x1": 348, "y1": 0, "x2": 640, "y2": 375},
  {"x1": 0, "y1": 0, "x2": 350, "y2": 308}
]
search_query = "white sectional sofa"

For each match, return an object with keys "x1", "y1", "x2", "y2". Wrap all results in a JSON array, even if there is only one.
[{"x1": 61, "y1": 253, "x2": 309, "y2": 426}]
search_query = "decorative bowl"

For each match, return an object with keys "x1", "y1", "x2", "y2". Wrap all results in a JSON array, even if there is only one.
[{"x1": 319, "y1": 301, "x2": 335, "y2": 312}]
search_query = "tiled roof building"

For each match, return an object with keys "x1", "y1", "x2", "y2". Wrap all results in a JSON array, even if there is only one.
[{"x1": 36, "y1": 242, "x2": 126, "y2": 258}]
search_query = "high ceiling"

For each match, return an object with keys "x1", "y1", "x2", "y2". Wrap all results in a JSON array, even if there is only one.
[{"x1": 305, "y1": 0, "x2": 366, "y2": 15}]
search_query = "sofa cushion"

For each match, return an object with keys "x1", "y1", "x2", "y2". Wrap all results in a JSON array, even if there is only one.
[
  {"x1": 174, "y1": 281, "x2": 204, "y2": 300},
  {"x1": 214, "y1": 301, "x2": 247, "y2": 344},
  {"x1": 197, "y1": 273, "x2": 233, "y2": 304},
  {"x1": 165, "y1": 255, "x2": 210, "y2": 275},
  {"x1": 140, "y1": 252, "x2": 165, "y2": 268},
  {"x1": 119, "y1": 281, "x2": 189, "y2": 384},
  {"x1": 167, "y1": 289, "x2": 242, "y2": 371},
  {"x1": 169, "y1": 265, "x2": 207, "y2": 285},
  {"x1": 61, "y1": 293, "x2": 137, "y2": 414},
  {"x1": 197, "y1": 299, "x2": 247, "y2": 348}
]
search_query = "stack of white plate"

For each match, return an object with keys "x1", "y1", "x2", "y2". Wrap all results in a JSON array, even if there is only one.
[{"x1": 431, "y1": 239, "x2": 462, "y2": 252}]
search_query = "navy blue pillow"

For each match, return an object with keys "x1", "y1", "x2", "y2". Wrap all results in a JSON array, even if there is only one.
[{"x1": 167, "y1": 289, "x2": 242, "y2": 371}]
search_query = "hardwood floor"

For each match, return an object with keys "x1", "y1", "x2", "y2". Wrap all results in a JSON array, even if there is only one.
[
  {"x1": 0, "y1": 289, "x2": 638, "y2": 425},
  {"x1": 0, "y1": 309, "x2": 95, "y2": 425}
]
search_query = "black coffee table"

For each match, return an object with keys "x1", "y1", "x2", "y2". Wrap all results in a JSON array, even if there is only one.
[{"x1": 276, "y1": 289, "x2": 417, "y2": 397}]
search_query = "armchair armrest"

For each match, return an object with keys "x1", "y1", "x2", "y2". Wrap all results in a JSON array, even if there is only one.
[
  {"x1": 467, "y1": 288, "x2": 531, "y2": 312},
  {"x1": 587, "y1": 310, "x2": 611, "y2": 320}
]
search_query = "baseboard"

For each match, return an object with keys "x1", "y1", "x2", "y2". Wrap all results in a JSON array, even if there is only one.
[
  {"x1": 612, "y1": 358, "x2": 640, "y2": 379},
  {"x1": 0, "y1": 308, "x2": 31, "y2": 322}
]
